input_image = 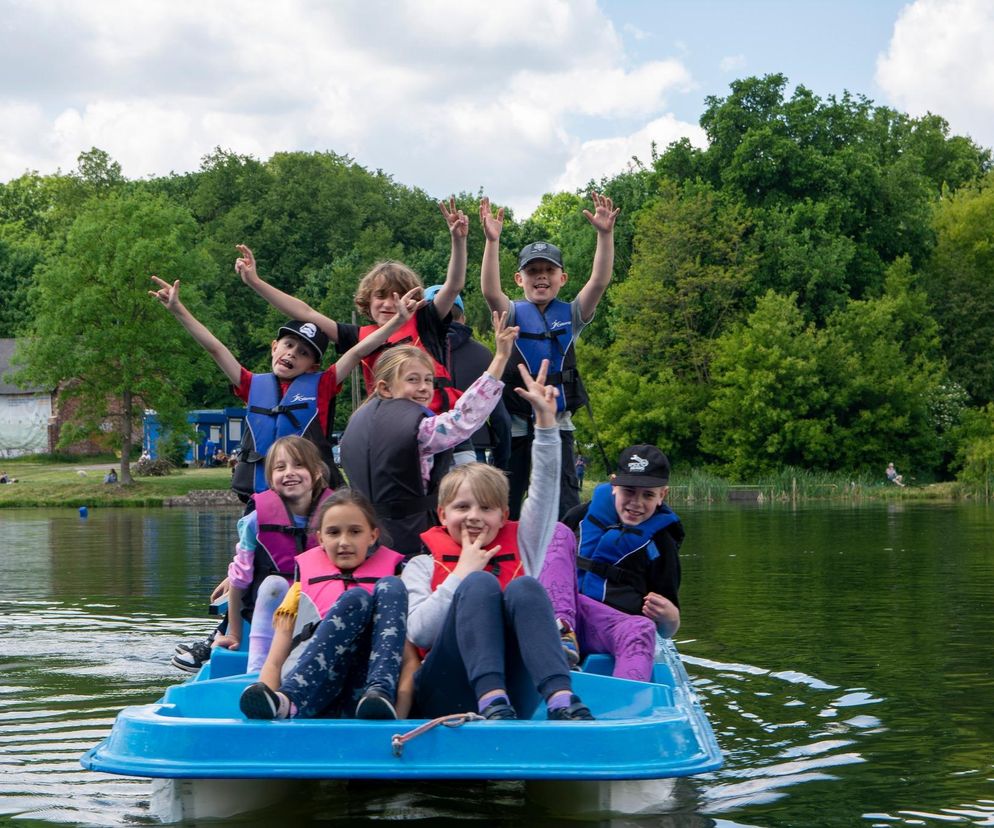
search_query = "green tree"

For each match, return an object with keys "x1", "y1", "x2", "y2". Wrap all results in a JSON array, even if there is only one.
[
  {"x1": 925, "y1": 171, "x2": 994, "y2": 403},
  {"x1": 13, "y1": 191, "x2": 218, "y2": 482},
  {"x1": 700, "y1": 291, "x2": 833, "y2": 477}
]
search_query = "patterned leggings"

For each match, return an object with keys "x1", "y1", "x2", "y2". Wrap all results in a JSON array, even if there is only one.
[{"x1": 280, "y1": 576, "x2": 407, "y2": 718}]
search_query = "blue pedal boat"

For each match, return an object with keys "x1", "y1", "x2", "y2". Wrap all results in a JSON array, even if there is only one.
[{"x1": 82, "y1": 640, "x2": 722, "y2": 820}]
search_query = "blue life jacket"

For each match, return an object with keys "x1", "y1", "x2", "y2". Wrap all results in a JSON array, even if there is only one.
[
  {"x1": 232, "y1": 372, "x2": 339, "y2": 497},
  {"x1": 577, "y1": 483, "x2": 680, "y2": 615},
  {"x1": 501, "y1": 299, "x2": 588, "y2": 417}
]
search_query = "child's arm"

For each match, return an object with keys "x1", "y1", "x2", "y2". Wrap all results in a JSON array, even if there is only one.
[
  {"x1": 643, "y1": 593, "x2": 681, "y2": 638},
  {"x1": 415, "y1": 312, "x2": 518, "y2": 456},
  {"x1": 258, "y1": 615, "x2": 294, "y2": 691},
  {"x1": 575, "y1": 191, "x2": 621, "y2": 322},
  {"x1": 149, "y1": 276, "x2": 241, "y2": 386},
  {"x1": 430, "y1": 198, "x2": 469, "y2": 319},
  {"x1": 213, "y1": 586, "x2": 244, "y2": 650},
  {"x1": 234, "y1": 244, "x2": 340, "y2": 343},
  {"x1": 330, "y1": 289, "x2": 425, "y2": 378},
  {"x1": 394, "y1": 641, "x2": 422, "y2": 718},
  {"x1": 513, "y1": 359, "x2": 563, "y2": 576},
  {"x1": 479, "y1": 197, "x2": 510, "y2": 315}
]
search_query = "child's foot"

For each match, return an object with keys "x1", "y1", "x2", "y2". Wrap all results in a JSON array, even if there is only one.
[
  {"x1": 547, "y1": 694, "x2": 594, "y2": 721},
  {"x1": 480, "y1": 699, "x2": 518, "y2": 720},
  {"x1": 171, "y1": 639, "x2": 212, "y2": 673},
  {"x1": 556, "y1": 619, "x2": 580, "y2": 669},
  {"x1": 355, "y1": 689, "x2": 398, "y2": 720},
  {"x1": 240, "y1": 682, "x2": 292, "y2": 720}
]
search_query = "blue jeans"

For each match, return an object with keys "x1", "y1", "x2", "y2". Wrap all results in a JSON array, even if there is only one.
[
  {"x1": 280, "y1": 577, "x2": 407, "y2": 718},
  {"x1": 413, "y1": 572, "x2": 572, "y2": 719}
]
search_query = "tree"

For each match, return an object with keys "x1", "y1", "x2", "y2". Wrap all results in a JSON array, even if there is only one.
[
  {"x1": 699, "y1": 291, "x2": 833, "y2": 477},
  {"x1": 925, "y1": 171, "x2": 994, "y2": 403},
  {"x1": 12, "y1": 191, "x2": 218, "y2": 482}
]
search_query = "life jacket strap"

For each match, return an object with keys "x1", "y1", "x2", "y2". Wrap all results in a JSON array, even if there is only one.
[{"x1": 577, "y1": 556, "x2": 642, "y2": 588}]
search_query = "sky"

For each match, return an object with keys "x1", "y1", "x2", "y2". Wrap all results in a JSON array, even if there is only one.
[{"x1": 2, "y1": 0, "x2": 993, "y2": 217}]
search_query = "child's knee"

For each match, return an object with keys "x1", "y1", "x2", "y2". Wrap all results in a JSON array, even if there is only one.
[
  {"x1": 374, "y1": 575, "x2": 406, "y2": 597},
  {"x1": 256, "y1": 575, "x2": 289, "y2": 604},
  {"x1": 620, "y1": 616, "x2": 656, "y2": 650},
  {"x1": 456, "y1": 570, "x2": 501, "y2": 598}
]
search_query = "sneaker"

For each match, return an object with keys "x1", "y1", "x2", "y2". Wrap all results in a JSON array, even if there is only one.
[
  {"x1": 239, "y1": 682, "x2": 291, "y2": 720},
  {"x1": 171, "y1": 640, "x2": 212, "y2": 673},
  {"x1": 556, "y1": 619, "x2": 580, "y2": 669},
  {"x1": 480, "y1": 699, "x2": 518, "y2": 720},
  {"x1": 547, "y1": 694, "x2": 595, "y2": 721},
  {"x1": 355, "y1": 689, "x2": 398, "y2": 720}
]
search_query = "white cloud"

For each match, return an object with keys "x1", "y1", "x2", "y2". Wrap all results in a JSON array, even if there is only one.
[
  {"x1": 550, "y1": 114, "x2": 707, "y2": 210},
  {"x1": 720, "y1": 54, "x2": 747, "y2": 74},
  {"x1": 0, "y1": 0, "x2": 698, "y2": 215},
  {"x1": 876, "y1": 0, "x2": 994, "y2": 147}
]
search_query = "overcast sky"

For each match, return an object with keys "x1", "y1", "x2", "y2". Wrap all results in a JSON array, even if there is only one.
[{"x1": 2, "y1": 0, "x2": 992, "y2": 217}]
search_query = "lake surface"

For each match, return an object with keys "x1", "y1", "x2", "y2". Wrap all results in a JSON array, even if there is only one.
[{"x1": 1, "y1": 501, "x2": 992, "y2": 827}]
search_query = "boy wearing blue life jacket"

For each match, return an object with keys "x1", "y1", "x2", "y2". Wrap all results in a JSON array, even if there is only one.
[
  {"x1": 479, "y1": 192, "x2": 619, "y2": 520},
  {"x1": 539, "y1": 445, "x2": 683, "y2": 682},
  {"x1": 150, "y1": 276, "x2": 420, "y2": 500}
]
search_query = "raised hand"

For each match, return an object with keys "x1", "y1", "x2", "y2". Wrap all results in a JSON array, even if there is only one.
[
  {"x1": 234, "y1": 244, "x2": 258, "y2": 284},
  {"x1": 149, "y1": 275, "x2": 181, "y2": 311},
  {"x1": 393, "y1": 287, "x2": 427, "y2": 325},
  {"x1": 451, "y1": 526, "x2": 502, "y2": 579},
  {"x1": 439, "y1": 197, "x2": 469, "y2": 239},
  {"x1": 479, "y1": 196, "x2": 504, "y2": 242},
  {"x1": 492, "y1": 310, "x2": 519, "y2": 361},
  {"x1": 582, "y1": 191, "x2": 620, "y2": 234},
  {"x1": 514, "y1": 358, "x2": 559, "y2": 424}
]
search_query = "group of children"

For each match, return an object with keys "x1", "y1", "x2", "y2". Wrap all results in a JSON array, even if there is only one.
[{"x1": 153, "y1": 192, "x2": 685, "y2": 723}]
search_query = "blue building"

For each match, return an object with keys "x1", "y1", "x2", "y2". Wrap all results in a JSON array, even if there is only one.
[{"x1": 143, "y1": 408, "x2": 246, "y2": 465}]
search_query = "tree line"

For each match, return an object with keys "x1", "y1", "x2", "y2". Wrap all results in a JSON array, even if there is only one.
[{"x1": 3, "y1": 74, "x2": 994, "y2": 490}]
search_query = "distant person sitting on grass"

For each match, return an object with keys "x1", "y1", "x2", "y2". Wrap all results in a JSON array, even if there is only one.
[
  {"x1": 104, "y1": 469, "x2": 118, "y2": 484},
  {"x1": 0, "y1": 471, "x2": 8, "y2": 484},
  {"x1": 886, "y1": 463, "x2": 905, "y2": 487}
]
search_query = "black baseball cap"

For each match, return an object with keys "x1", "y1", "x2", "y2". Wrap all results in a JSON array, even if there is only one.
[
  {"x1": 276, "y1": 320, "x2": 328, "y2": 361},
  {"x1": 612, "y1": 445, "x2": 670, "y2": 487},
  {"x1": 518, "y1": 241, "x2": 564, "y2": 270}
]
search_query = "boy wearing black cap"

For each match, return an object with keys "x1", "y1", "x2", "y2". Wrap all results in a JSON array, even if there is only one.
[
  {"x1": 538, "y1": 444, "x2": 683, "y2": 682},
  {"x1": 150, "y1": 276, "x2": 422, "y2": 497},
  {"x1": 479, "y1": 192, "x2": 620, "y2": 520}
]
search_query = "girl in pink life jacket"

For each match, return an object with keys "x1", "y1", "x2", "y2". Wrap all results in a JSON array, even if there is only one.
[
  {"x1": 213, "y1": 436, "x2": 332, "y2": 671},
  {"x1": 239, "y1": 489, "x2": 413, "y2": 720},
  {"x1": 402, "y1": 360, "x2": 594, "y2": 722}
]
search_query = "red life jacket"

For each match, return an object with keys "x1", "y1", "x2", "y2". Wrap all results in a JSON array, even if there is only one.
[
  {"x1": 359, "y1": 316, "x2": 461, "y2": 413},
  {"x1": 420, "y1": 523, "x2": 523, "y2": 592}
]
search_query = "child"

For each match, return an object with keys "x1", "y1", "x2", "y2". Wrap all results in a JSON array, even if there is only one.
[
  {"x1": 479, "y1": 192, "x2": 620, "y2": 520},
  {"x1": 239, "y1": 488, "x2": 410, "y2": 720},
  {"x1": 540, "y1": 445, "x2": 683, "y2": 682},
  {"x1": 232, "y1": 198, "x2": 468, "y2": 414},
  {"x1": 403, "y1": 361, "x2": 594, "y2": 722},
  {"x1": 206, "y1": 435, "x2": 336, "y2": 672},
  {"x1": 339, "y1": 312, "x2": 517, "y2": 559},
  {"x1": 149, "y1": 276, "x2": 424, "y2": 498},
  {"x1": 424, "y1": 284, "x2": 512, "y2": 470}
]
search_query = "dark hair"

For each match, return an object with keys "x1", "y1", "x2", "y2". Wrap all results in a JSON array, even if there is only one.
[{"x1": 312, "y1": 487, "x2": 391, "y2": 546}]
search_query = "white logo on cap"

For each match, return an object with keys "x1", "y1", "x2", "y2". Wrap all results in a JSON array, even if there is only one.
[
  {"x1": 533, "y1": 243, "x2": 548, "y2": 251},
  {"x1": 627, "y1": 454, "x2": 649, "y2": 473},
  {"x1": 299, "y1": 323, "x2": 318, "y2": 339}
]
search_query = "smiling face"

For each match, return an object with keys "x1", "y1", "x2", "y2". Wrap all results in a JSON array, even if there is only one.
[
  {"x1": 514, "y1": 259, "x2": 568, "y2": 309},
  {"x1": 368, "y1": 277, "x2": 400, "y2": 327},
  {"x1": 270, "y1": 334, "x2": 318, "y2": 380},
  {"x1": 378, "y1": 357, "x2": 435, "y2": 406},
  {"x1": 268, "y1": 445, "x2": 316, "y2": 511},
  {"x1": 437, "y1": 478, "x2": 508, "y2": 548},
  {"x1": 318, "y1": 503, "x2": 379, "y2": 572},
  {"x1": 611, "y1": 484, "x2": 668, "y2": 526}
]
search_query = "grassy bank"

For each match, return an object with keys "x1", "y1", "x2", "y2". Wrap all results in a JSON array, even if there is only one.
[
  {"x1": 0, "y1": 457, "x2": 972, "y2": 508},
  {"x1": 0, "y1": 459, "x2": 233, "y2": 507}
]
